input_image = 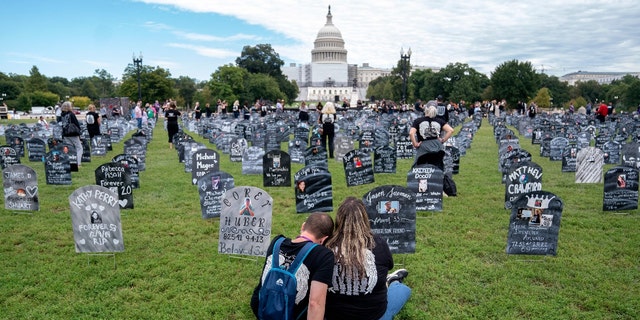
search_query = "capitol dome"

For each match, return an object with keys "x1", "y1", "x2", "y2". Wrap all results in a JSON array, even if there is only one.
[{"x1": 311, "y1": 5, "x2": 347, "y2": 63}]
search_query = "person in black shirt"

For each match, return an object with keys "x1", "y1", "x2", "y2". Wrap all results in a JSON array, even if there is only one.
[
  {"x1": 325, "y1": 197, "x2": 411, "y2": 320},
  {"x1": 251, "y1": 213, "x2": 335, "y2": 320},
  {"x1": 164, "y1": 101, "x2": 181, "y2": 149}
]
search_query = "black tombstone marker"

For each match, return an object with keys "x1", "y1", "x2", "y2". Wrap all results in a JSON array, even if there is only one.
[
  {"x1": 374, "y1": 145, "x2": 397, "y2": 173},
  {"x1": 343, "y1": 149, "x2": 375, "y2": 187},
  {"x1": 288, "y1": 138, "x2": 307, "y2": 164},
  {"x1": 90, "y1": 135, "x2": 108, "y2": 156},
  {"x1": 395, "y1": 132, "x2": 414, "y2": 159},
  {"x1": 549, "y1": 137, "x2": 569, "y2": 161},
  {"x1": 504, "y1": 161, "x2": 543, "y2": 209},
  {"x1": 506, "y1": 191, "x2": 563, "y2": 256},
  {"x1": 3, "y1": 164, "x2": 39, "y2": 211},
  {"x1": 294, "y1": 165, "x2": 333, "y2": 213},
  {"x1": 26, "y1": 138, "x2": 47, "y2": 162},
  {"x1": 8, "y1": 136, "x2": 25, "y2": 158},
  {"x1": 56, "y1": 143, "x2": 78, "y2": 172},
  {"x1": 95, "y1": 162, "x2": 134, "y2": 209},
  {"x1": 561, "y1": 145, "x2": 579, "y2": 172},
  {"x1": 406, "y1": 164, "x2": 444, "y2": 211},
  {"x1": 621, "y1": 142, "x2": 640, "y2": 169},
  {"x1": 218, "y1": 186, "x2": 272, "y2": 257},
  {"x1": 444, "y1": 145, "x2": 460, "y2": 175},
  {"x1": 0, "y1": 145, "x2": 21, "y2": 169},
  {"x1": 44, "y1": 150, "x2": 71, "y2": 185},
  {"x1": 304, "y1": 145, "x2": 328, "y2": 168},
  {"x1": 602, "y1": 141, "x2": 621, "y2": 165},
  {"x1": 362, "y1": 185, "x2": 416, "y2": 254},
  {"x1": 197, "y1": 171, "x2": 234, "y2": 219},
  {"x1": 603, "y1": 166, "x2": 639, "y2": 211},
  {"x1": 112, "y1": 154, "x2": 140, "y2": 189},
  {"x1": 191, "y1": 149, "x2": 220, "y2": 185},
  {"x1": 69, "y1": 185, "x2": 124, "y2": 253},
  {"x1": 124, "y1": 137, "x2": 147, "y2": 171},
  {"x1": 333, "y1": 135, "x2": 354, "y2": 160},
  {"x1": 263, "y1": 150, "x2": 291, "y2": 187},
  {"x1": 242, "y1": 146, "x2": 265, "y2": 175},
  {"x1": 183, "y1": 142, "x2": 206, "y2": 173}
]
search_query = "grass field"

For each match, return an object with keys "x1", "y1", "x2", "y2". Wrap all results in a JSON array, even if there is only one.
[{"x1": 0, "y1": 116, "x2": 638, "y2": 320}]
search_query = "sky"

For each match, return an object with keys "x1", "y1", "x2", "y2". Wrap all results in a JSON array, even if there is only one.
[{"x1": 2, "y1": 0, "x2": 639, "y2": 82}]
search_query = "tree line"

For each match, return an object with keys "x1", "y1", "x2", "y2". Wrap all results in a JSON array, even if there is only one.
[{"x1": 1, "y1": 44, "x2": 639, "y2": 113}]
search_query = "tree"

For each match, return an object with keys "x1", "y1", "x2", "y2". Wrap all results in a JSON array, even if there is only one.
[
  {"x1": 236, "y1": 44, "x2": 284, "y2": 78},
  {"x1": 573, "y1": 80, "x2": 602, "y2": 104},
  {"x1": 119, "y1": 64, "x2": 174, "y2": 104},
  {"x1": 532, "y1": 87, "x2": 552, "y2": 109},
  {"x1": 245, "y1": 73, "x2": 284, "y2": 103},
  {"x1": 175, "y1": 76, "x2": 197, "y2": 108},
  {"x1": 538, "y1": 73, "x2": 570, "y2": 107},
  {"x1": 29, "y1": 91, "x2": 59, "y2": 110},
  {"x1": 26, "y1": 66, "x2": 48, "y2": 92},
  {"x1": 490, "y1": 60, "x2": 539, "y2": 108},
  {"x1": 93, "y1": 69, "x2": 116, "y2": 98},
  {"x1": 208, "y1": 64, "x2": 249, "y2": 104}
]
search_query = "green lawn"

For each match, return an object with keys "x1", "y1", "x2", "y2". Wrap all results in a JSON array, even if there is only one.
[{"x1": 0, "y1": 117, "x2": 638, "y2": 320}]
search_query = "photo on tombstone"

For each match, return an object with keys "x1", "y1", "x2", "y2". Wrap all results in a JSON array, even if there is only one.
[
  {"x1": 191, "y1": 149, "x2": 220, "y2": 185},
  {"x1": 230, "y1": 137, "x2": 248, "y2": 162},
  {"x1": 362, "y1": 185, "x2": 416, "y2": 254},
  {"x1": 603, "y1": 166, "x2": 639, "y2": 211},
  {"x1": 406, "y1": 164, "x2": 444, "y2": 211},
  {"x1": 218, "y1": 186, "x2": 272, "y2": 257},
  {"x1": 343, "y1": 150, "x2": 375, "y2": 187},
  {"x1": 506, "y1": 191, "x2": 563, "y2": 255},
  {"x1": 95, "y1": 163, "x2": 134, "y2": 209},
  {"x1": 561, "y1": 145, "x2": 578, "y2": 172},
  {"x1": 263, "y1": 150, "x2": 291, "y2": 187},
  {"x1": 69, "y1": 185, "x2": 124, "y2": 253},
  {"x1": 44, "y1": 150, "x2": 71, "y2": 185},
  {"x1": 294, "y1": 166, "x2": 333, "y2": 213},
  {"x1": 198, "y1": 171, "x2": 234, "y2": 219},
  {"x1": 56, "y1": 143, "x2": 78, "y2": 171},
  {"x1": 3, "y1": 164, "x2": 39, "y2": 211}
]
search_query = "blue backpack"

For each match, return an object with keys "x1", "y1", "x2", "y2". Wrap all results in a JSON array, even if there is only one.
[{"x1": 258, "y1": 237, "x2": 317, "y2": 320}]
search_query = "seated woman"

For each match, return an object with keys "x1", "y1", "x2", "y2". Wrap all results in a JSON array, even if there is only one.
[{"x1": 324, "y1": 197, "x2": 411, "y2": 320}]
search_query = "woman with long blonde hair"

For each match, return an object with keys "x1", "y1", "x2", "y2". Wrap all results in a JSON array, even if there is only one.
[{"x1": 324, "y1": 197, "x2": 411, "y2": 320}]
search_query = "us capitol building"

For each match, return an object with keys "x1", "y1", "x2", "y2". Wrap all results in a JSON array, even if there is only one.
[{"x1": 282, "y1": 6, "x2": 390, "y2": 104}]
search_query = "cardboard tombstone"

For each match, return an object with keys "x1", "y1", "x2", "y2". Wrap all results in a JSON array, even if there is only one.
[
  {"x1": 304, "y1": 145, "x2": 328, "y2": 168},
  {"x1": 343, "y1": 149, "x2": 375, "y2": 187},
  {"x1": 549, "y1": 137, "x2": 569, "y2": 161},
  {"x1": 8, "y1": 136, "x2": 25, "y2": 158},
  {"x1": 198, "y1": 171, "x2": 234, "y2": 219},
  {"x1": 603, "y1": 166, "x2": 639, "y2": 211},
  {"x1": 90, "y1": 135, "x2": 108, "y2": 156},
  {"x1": 406, "y1": 164, "x2": 444, "y2": 211},
  {"x1": 95, "y1": 162, "x2": 134, "y2": 209},
  {"x1": 0, "y1": 145, "x2": 21, "y2": 169},
  {"x1": 561, "y1": 144, "x2": 579, "y2": 172},
  {"x1": 26, "y1": 138, "x2": 47, "y2": 162},
  {"x1": 112, "y1": 154, "x2": 140, "y2": 189},
  {"x1": 374, "y1": 145, "x2": 397, "y2": 174},
  {"x1": 602, "y1": 141, "x2": 621, "y2": 165},
  {"x1": 242, "y1": 146, "x2": 265, "y2": 175},
  {"x1": 263, "y1": 150, "x2": 291, "y2": 187},
  {"x1": 504, "y1": 161, "x2": 543, "y2": 209},
  {"x1": 294, "y1": 165, "x2": 333, "y2": 213},
  {"x1": 264, "y1": 125, "x2": 281, "y2": 151},
  {"x1": 191, "y1": 149, "x2": 220, "y2": 185},
  {"x1": 69, "y1": 185, "x2": 124, "y2": 253},
  {"x1": 621, "y1": 142, "x2": 640, "y2": 169},
  {"x1": 333, "y1": 134, "x2": 354, "y2": 160},
  {"x1": 395, "y1": 132, "x2": 414, "y2": 159},
  {"x1": 576, "y1": 147, "x2": 604, "y2": 183},
  {"x1": 230, "y1": 137, "x2": 248, "y2": 162},
  {"x1": 362, "y1": 185, "x2": 416, "y2": 253},
  {"x1": 80, "y1": 138, "x2": 91, "y2": 163},
  {"x1": 444, "y1": 145, "x2": 460, "y2": 175},
  {"x1": 124, "y1": 138, "x2": 147, "y2": 171},
  {"x1": 44, "y1": 150, "x2": 71, "y2": 185},
  {"x1": 183, "y1": 142, "x2": 206, "y2": 173},
  {"x1": 288, "y1": 138, "x2": 307, "y2": 164},
  {"x1": 506, "y1": 191, "x2": 563, "y2": 256},
  {"x1": 3, "y1": 164, "x2": 39, "y2": 211},
  {"x1": 218, "y1": 186, "x2": 272, "y2": 257},
  {"x1": 359, "y1": 129, "x2": 375, "y2": 154}
]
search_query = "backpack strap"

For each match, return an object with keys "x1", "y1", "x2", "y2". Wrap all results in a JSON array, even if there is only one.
[{"x1": 270, "y1": 236, "x2": 286, "y2": 269}]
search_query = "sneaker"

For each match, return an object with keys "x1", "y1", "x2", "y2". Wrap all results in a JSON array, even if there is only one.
[{"x1": 386, "y1": 269, "x2": 408, "y2": 287}]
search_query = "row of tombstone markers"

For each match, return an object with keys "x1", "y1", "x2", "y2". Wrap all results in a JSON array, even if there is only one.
[{"x1": 3, "y1": 108, "x2": 638, "y2": 258}]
